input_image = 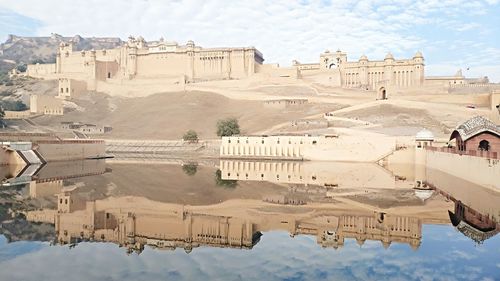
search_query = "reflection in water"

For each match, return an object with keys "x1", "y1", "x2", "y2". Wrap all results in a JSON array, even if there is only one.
[
  {"x1": 27, "y1": 191, "x2": 424, "y2": 253},
  {"x1": 220, "y1": 160, "x2": 414, "y2": 189},
  {"x1": 448, "y1": 201, "x2": 499, "y2": 244},
  {"x1": 0, "y1": 160, "x2": 499, "y2": 280},
  {"x1": 1, "y1": 160, "x2": 107, "y2": 187}
]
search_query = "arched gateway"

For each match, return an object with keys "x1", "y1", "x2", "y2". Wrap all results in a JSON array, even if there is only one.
[{"x1": 378, "y1": 87, "x2": 387, "y2": 100}]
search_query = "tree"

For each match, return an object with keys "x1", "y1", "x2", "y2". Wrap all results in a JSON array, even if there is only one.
[
  {"x1": 216, "y1": 118, "x2": 240, "y2": 137},
  {"x1": 183, "y1": 130, "x2": 199, "y2": 142},
  {"x1": 16, "y1": 64, "x2": 27, "y2": 73}
]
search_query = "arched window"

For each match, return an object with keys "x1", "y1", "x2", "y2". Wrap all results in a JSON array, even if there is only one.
[{"x1": 478, "y1": 140, "x2": 490, "y2": 151}]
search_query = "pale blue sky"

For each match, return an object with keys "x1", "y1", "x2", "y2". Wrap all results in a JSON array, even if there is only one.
[
  {"x1": 0, "y1": 0, "x2": 499, "y2": 81},
  {"x1": 1, "y1": 226, "x2": 500, "y2": 280}
]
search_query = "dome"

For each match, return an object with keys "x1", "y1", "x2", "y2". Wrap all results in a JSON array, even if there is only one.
[
  {"x1": 384, "y1": 52, "x2": 394, "y2": 60},
  {"x1": 414, "y1": 51, "x2": 423, "y2": 58},
  {"x1": 359, "y1": 54, "x2": 368, "y2": 61},
  {"x1": 416, "y1": 129, "x2": 434, "y2": 141}
]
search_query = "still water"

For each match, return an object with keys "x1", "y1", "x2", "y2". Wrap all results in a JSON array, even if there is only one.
[{"x1": 0, "y1": 160, "x2": 499, "y2": 281}]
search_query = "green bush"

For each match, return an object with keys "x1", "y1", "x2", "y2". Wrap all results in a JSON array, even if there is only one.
[
  {"x1": 16, "y1": 64, "x2": 27, "y2": 73},
  {"x1": 183, "y1": 130, "x2": 199, "y2": 142},
  {"x1": 216, "y1": 118, "x2": 240, "y2": 137}
]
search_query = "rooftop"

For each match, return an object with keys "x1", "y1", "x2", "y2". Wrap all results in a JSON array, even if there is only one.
[{"x1": 450, "y1": 116, "x2": 500, "y2": 141}]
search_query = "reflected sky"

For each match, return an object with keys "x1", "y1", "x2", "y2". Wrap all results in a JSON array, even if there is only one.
[{"x1": 0, "y1": 225, "x2": 499, "y2": 281}]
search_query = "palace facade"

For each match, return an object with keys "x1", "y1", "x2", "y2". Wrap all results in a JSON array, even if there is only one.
[
  {"x1": 27, "y1": 36, "x2": 264, "y2": 83},
  {"x1": 293, "y1": 49, "x2": 425, "y2": 90}
]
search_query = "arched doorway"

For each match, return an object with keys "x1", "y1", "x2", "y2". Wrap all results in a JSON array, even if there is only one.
[
  {"x1": 329, "y1": 63, "x2": 335, "y2": 69},
  {"x1": 107, "y1": 72, "x2": 111, "y2": 79},
  {"x1": 478, "y1": 140, "x2": 490, "y2": 151},
  {"x1": 378, "y1": 87, "x2": 387, "y2": 100}
]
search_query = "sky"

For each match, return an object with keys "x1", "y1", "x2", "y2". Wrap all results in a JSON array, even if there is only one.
[
  {"x1": 1, "y1": 226, "x2": 500, "y2": 280},
  {"x1": 0, "y1": 0, "x2": 499, "y2": 81}
]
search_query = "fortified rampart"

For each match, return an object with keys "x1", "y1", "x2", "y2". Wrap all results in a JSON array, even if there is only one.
[{"x1": 35, "y1": 139, "x2": 106, "y2": 161}]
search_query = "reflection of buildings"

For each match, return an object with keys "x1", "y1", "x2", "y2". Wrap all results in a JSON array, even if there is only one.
[
  {"x1": 27, "y1": 192, "x2": 424, "y2": 253},
  {"x1": 1, "y1": 160, "x2": 107, "y2": 188},
  {"x1": 448, "y1": 201, "x2": 499, "y2": 244},
  {"x1": 29, "y1": 194, "x2": 260, "y2": 254},
  {"x1": 220, "y1": 160, "x2": 412, "y2": 189},
  {"x1": 296, "y1": 212, "x2": 421, "y2": 250}
]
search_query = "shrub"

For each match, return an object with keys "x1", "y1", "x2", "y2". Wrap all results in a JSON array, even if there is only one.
[
  {"x1": 183, "y1": 130, "x2": 199, "y2": 142},
  {"x1": 216, "y1": 118, "x2": 240, "y2": 137},
  {"x1": 16, "y1": 64, "x2": 27, "y2": 73}
]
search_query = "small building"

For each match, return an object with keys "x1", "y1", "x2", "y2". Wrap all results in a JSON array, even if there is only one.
[
  {"x1": 263, "y1": 99, "x2": 308, "y2": 109},
  {"x1": 449, "y1": 116, "x2": 500, "y2": 154},
  {"x1": 30, "y1": 95, "x2": 63, "y2": 115},
  {"x1": 61, "y1": 122, "x2": 112, "y2": 134}
]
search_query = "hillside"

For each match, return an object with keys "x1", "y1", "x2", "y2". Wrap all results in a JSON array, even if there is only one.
[
  {"x1": 32, "y1": 90, "x2": 344, "y2": 139},
  {"x1": 0, "y1": 34, "x2": 123, "y2": 73}
]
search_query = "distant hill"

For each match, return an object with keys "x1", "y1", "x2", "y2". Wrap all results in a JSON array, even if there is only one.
[{"x1": 0, "y1": 33, "x2": 123, "y2": 73}]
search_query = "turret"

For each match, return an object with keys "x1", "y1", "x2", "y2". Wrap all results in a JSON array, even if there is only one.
[
  {"x1": 185, "y1": 40, "x2": 195, "y2": 81},
  {"x1": 384, "y1": 52, "x2": 395, "y2": 62},
  {"x1": 413, "y1": 51, "x2": 424, "y2": 85},
  {"x1": 384, "y1": 53, "x2": 395, "y2": 84},
  {"x1": 59, "y1": 42, "x2": 74, "y2": 56},
  {"x1": 359, "y1": 54, "x2": 368, "y2": 87}
]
